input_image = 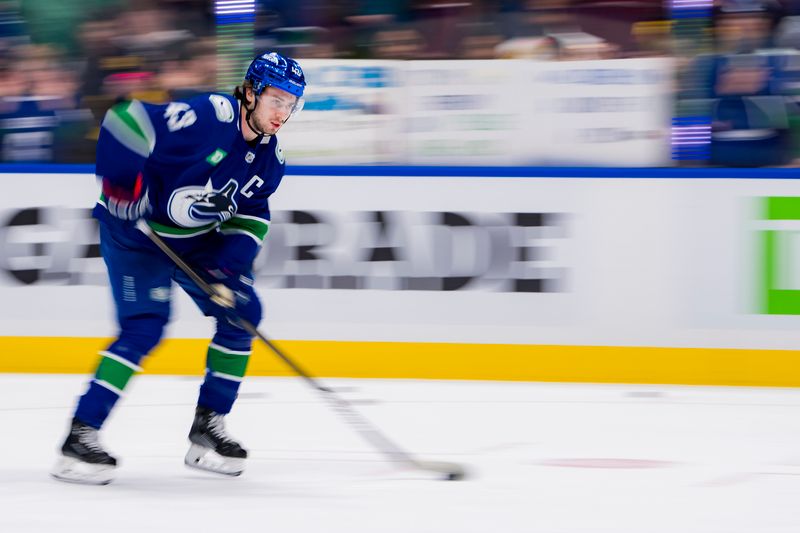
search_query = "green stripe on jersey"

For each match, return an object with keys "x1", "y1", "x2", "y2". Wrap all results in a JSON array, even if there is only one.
[
  {"x1": 102, "y1": 100, "x2": 156, "y2": 158},
  {"x1": 219, "y1": 215, "x2": 270, "y2": 243},
  {"x1": 207, "y1": 345, "x2": 250, "y2": 378},
  {"x1": 95, "y1": 354, "x2": 137, "y2": 391},
  {"x1": 148, "y1": 220, "x2": 218, "y2": 238}
]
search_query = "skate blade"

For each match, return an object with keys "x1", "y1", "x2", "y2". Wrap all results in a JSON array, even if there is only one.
[
  {"x1": 51, "y1": 456, "x2": 115, "y2": 485},
  {"x1": 184, "y1": 444, "x2": 244, "y2": 477}
]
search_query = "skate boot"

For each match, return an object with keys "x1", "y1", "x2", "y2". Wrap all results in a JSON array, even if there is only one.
[
  {"x1": 51, "y1": 418, "x2": 117, "y2": 485},
  {"x1": 185, "y1": 406, "x2": 247, "y2": 476}
]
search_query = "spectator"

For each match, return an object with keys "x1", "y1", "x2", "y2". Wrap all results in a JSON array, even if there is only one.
[
  {"x1": 0, "y1": 45, "x2": 93, "y2": 162},
  {"x1": 689, "y1": 0, "x2": 796, "y2": 166}
]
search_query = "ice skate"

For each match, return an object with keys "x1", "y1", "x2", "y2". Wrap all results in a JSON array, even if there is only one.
[
  {"x1": 185, "y1": 406, "x2": 247, "y2": 476},
  {"x1": 51, "y1": 418, "x2": 117, "y2": 485}
]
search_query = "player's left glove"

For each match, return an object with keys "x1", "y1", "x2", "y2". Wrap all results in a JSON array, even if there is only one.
[{"x1": 103, "y1": 173, "x2": 150, "y2": 220}]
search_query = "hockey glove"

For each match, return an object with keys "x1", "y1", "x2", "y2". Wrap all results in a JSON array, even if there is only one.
[
  {"x1": 204, "y1": 266, "x2": 254, "y2": 311},
  {"x1": 103, "y1": 173, "x2": 150, "y2": 220},
  {"x1": 210, "y1": 283, "x2": 235, "y2": 309}
]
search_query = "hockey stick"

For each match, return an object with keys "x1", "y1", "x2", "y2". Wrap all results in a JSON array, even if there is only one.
[{"x1": 135, "y1": 219, "x2": 466, "y2": 480}]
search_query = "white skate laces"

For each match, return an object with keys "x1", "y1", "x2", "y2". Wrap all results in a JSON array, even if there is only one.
[
  {"x1": 207, "y1": 413, "x2": 235, "y2": 443},
  {"x1": 76, "y1": 425, "x2": 104, "y2": 452}
]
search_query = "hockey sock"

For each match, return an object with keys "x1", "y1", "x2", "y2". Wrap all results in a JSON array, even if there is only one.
[
  {"x1": 74, "y1": 350, "x2": 142, "y2": 428},
  {"x1": 198, "y1": 342, "x2": 251, "y2": 414}
]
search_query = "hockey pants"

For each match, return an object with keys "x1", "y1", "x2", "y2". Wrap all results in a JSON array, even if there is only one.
[{"x1": 74, "y1": 222, "x2": 262, "y2": 429}]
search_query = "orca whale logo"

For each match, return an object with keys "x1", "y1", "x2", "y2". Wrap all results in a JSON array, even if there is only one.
[{"x1": 168, "y1": 178, "x2": 239, "y2": 227}]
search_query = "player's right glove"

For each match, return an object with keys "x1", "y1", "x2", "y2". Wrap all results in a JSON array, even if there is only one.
[
  {"x1": 210, "y1": 283, "x2": 235, "y2": 309},
  {"x1": 102, "y1": 172, "x2": 150, "y2": 220},
  {"x1": 204, "y1": 266, "x2": 254, "y2": 311}
]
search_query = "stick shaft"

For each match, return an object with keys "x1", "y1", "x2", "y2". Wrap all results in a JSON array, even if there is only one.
[{"x1": 135, "y1": 219, "x2": 420, "y2": 465}]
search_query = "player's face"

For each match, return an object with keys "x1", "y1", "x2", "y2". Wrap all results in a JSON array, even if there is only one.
[{"x1": 251, "y1": 86, "x2": 298, "y2": 135}]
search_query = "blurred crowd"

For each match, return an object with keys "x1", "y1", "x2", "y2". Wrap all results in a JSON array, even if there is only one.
[{"x1": 2, "y1": 0, "x2": 800, "y2": 165}]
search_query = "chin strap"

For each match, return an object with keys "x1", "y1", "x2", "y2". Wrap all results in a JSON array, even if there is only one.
[{"x1": 242, "y1": 94, "x2": 266, "y2": 139}]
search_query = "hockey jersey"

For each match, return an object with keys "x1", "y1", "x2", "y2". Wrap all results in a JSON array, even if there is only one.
[
  {"x1": 689, "y1": 52, "x2": 796, "y2": 166},
  {"x1": 93, "y1": 93, "x2": 286, "y2": 274}
]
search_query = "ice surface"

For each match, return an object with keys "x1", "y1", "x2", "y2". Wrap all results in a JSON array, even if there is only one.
[{"x1": 1, "y1": 374, "x2": 799, "y2": 533}]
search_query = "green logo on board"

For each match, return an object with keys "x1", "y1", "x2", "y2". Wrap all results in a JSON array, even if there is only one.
[{"x1": 759, "y1": 196, "x2": 800, "y2": 314}]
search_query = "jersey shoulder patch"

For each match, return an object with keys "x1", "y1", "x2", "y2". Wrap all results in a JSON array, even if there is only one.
[
  {"x1": 208, "y1": 94, "x2": 235, "y2": 123},
  {"x1": 275, "y1": 136, "x2": 285, "y2": 164}
]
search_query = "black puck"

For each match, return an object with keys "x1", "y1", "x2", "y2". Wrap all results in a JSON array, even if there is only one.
[{"x1": 445, "y1": 470, "x2": 465, "y2": 481}]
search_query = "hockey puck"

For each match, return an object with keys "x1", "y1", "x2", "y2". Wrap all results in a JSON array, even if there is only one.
[{"x1": 444, "y1": 470, "x2": 465, "y2": 481}]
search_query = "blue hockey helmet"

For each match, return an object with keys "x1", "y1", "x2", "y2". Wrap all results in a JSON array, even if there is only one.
[{"x1": 245, "y1": 51, "x2": 306, "y2": 99}]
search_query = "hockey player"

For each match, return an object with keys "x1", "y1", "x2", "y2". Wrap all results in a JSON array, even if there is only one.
[{"x1": 51, "y1": 51, "x2": 306, "y2": 485}]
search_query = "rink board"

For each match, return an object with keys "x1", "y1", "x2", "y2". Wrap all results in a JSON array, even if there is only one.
[
  {"x1": 1, "y1": 336, "x2": 799, "y2": 387},
  {"x1": 1, "y1": 166, "x2": 800, "y2": 385},
  {"x1": 277, "y1": 57, "x2": 673, "y2": 167}
]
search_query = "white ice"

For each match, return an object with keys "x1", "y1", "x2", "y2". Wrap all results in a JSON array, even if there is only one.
[{"x1": 1, "y1": 374, "x2": 799, "y2": 533}]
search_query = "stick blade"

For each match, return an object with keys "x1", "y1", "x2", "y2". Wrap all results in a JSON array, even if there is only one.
[{"x1": 412, "y1": 460, "x2": 468, "y2": 481}]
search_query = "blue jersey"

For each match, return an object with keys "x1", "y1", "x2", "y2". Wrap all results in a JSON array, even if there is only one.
[
  {"x1": 93, "y1": 93, "x2": 286, "y2": 274},
  {"x1": 0, "y1": 96, "x2": 59, "y2": 162},
  {"x1": 689, "y1": 52, "x2": 796, "y2": 166}
]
